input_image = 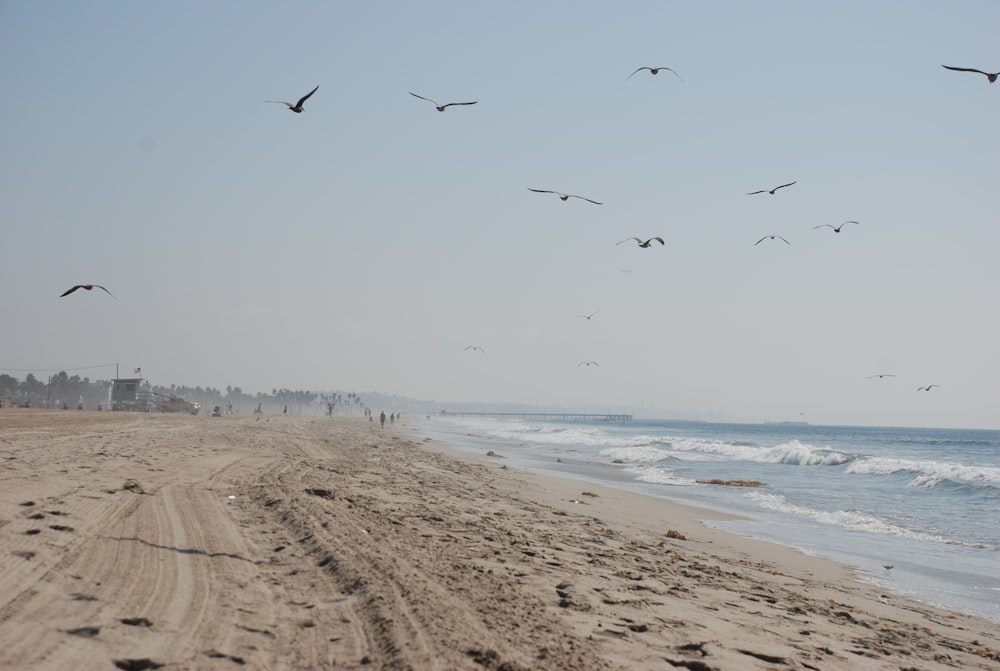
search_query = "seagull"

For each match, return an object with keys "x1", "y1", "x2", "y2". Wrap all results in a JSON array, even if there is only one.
[
  {"x1": 754, "y1": 235, "x2": 790, "y2": 246},
  {"x1": 577, "y1": 361, "x2": 600, "y2": 367},
  {"x1": 60, "y1": 284, "x2": 115, "y2": 298},
  {"x1": 627, "y1": 66, "x2": 684, "y2": 83},
  {"x1": 867, "y1": 374, "x2": 896, "y2": 379},
  {"x1": 265, "y1": 85, "x2": 319, "y2": 113},
  {"x1": 408, "y1": 92, "x2": 477, "y2": 111},
  {"x1": 464, "y1": 346, "x2": 485, "y2": 353},
  {"x1": 748, "y1": 181, "x2": 797, "y2": 195},
  {"x1": 617, "y1": 237, "x2": 664, "y2": 248},
  {"x1": 942, "y1": 65, "x2": 999, "y2": 83},
  {"x1": 883, "y1": 564, "x2": 894, "y2": 571},
  {"x1": 577, "y1": 311, "x2": 600, "y2": 320},
  {"x1": 527, "y1": 188, "x2": 602, "y2": 205},
  {"x1": 814, "y1": 221, "x2": 859, "y2": 233},
  {"x1": 917, "y1": 385, "x2": 939, "y2": 391}
]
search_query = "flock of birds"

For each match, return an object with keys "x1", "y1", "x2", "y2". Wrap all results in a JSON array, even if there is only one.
[{"x1": 58, "y1": 62, "x2": 991, "y2": 391}]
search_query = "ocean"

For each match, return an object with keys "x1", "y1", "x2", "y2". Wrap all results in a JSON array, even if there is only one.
[{"x1": 417, "y1": 415, "x2": 1000, "y2": 623}]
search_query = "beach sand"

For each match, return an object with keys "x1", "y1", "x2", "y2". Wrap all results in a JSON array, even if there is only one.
[{"x1": 1, "y1": 411, "x2": 998, "y2": 670}]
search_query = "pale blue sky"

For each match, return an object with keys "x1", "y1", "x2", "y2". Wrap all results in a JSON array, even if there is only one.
[{"x1": 2, "y1": 2, "x2": 997, "y2": 428}]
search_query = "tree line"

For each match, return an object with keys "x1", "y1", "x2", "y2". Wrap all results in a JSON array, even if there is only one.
[{"x1": 0, "y1": 373, "x2": 369, "y2": 416}]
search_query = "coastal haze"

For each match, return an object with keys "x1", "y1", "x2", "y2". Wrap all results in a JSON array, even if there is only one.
[{"x1": 1, "y1": 2, "x2": 998, "y2": 429}]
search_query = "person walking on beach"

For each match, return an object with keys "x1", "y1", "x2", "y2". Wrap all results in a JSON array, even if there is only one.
[
  {"x1": 380, "y1": 411, "x2": 386, "y2": 428},
  {"x1": 390, "y1": 413, "x2": 395, "y2": 426}
]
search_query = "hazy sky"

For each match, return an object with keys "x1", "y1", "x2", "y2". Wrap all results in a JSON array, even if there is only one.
[{"x1": 1, "y1": 2, "x2": 997, "y2": 428}]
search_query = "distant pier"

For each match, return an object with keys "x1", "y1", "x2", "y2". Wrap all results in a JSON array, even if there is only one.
[{"x1": 440, "y1": 411, "x2": 632, "y2": 424}]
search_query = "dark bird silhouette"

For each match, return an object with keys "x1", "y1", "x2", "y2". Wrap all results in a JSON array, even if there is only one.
[
  {"x1": 577, "y1": 361, "x2": 600, "y2": 367},
  {"x1": 617, "y1": 237, "x2": 664, "y2": 248},
  {"x1": 409, "y1": 92, "x2": 477, "y2": 111},
  {"x1": 60, "y1": 284, "x2": 115, "y2": 298},
  {"x1": 464, "y1": 346, "x2": 485, "y2": 353},
  {"x1": 748, "y1": 181, "x2": 797, "y2": 195},
  {"x1": 754, "y1": 235, "x2": 790, "y2": 246},
  {"x1": 627, "y1": 66, "x2": 684, "y2": 82},
  {"x1": 265, "y1": 85, "x2": 319, "y2": 113},
  {"x1": 883, "y1": 565, "x2": 894, "y2": 571},
  {"x1": 917, "y1": 385, "x2": 939, "y2": 391},
  {"x1": 867, "y1": 374, "x2": 896, "y2": 379},
  {"x1": 528, "y1": 188, "x2": 602, "y2": 205},
  {"x1": 942, "y1": 65, "x2": 999, "y2": 83},
  {"x1": 577, "y1": 311, "x2": 600, "y2": 320},
  {"x1": 814, "y1": 221, "x2": 859, "y2": 233}
]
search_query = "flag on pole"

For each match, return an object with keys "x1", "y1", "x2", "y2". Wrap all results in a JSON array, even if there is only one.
[{"x1": 133, "y1": 367, "x2": 141, "y2": 375}]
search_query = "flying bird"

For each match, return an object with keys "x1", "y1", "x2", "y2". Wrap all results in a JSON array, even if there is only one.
[
  {"x1": 577, "y1": 311, "x2": 600, "y2": 320},
  {"x1": 265, "y1": 85, "x2": 319, "y2": 113},
  {"x1": 627, "y1": 66, "x2": 684, "y2": 82},
  {"x1": 867, "y1": 374, "x2": 896, "y2": 379},
  {"x1": 748, "y1": 181, "x2": 797, "y2": 195},
  {"x1": 814, "y1": 221, "x2": 859, "y2": 233},
  {"x1": 754, "y1": 235, "x2": 790, "y2": 246},
  {"x1": 941, "y1": 65, "x2": 999, "y2": 83},
  {"x1": 60, "y1": 284, "x2": 115, "y2": 298},
  {"x1": 464, "y1": 346, "x2": 485, "y2": 353},
  {"x1": 617, "y1": 237, "x2": 664, "y2": 248},
  {"x1": 577, "y1": 361, "x2": 600, "y2": 367},
  {"x1": 527, "y1": 188, "x2": 602, "y2": 205},
  {"x1": 917, "y1": 385, "x2": 939, "y2": 391},
  {"x1": 409, "y1": 92, "x2": 478, "y2": 111}
]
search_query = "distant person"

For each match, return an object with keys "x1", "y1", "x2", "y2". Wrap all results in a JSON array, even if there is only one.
[
  {"x1": 390, "y1": 413, "x2": 395, "y2": 425},
  {"x1": 254, "y1": 402, "x2": 262, "y2": 415},
  {"x1": 283, "y1": 405, "x2": 288, "y2": 416},
  {"x1": 380, "y1": 411, "x2": 386, "y2": 428}
]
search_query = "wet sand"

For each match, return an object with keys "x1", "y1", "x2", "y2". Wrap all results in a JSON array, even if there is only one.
[{"x1": 1, "y1": 410, "x2": 998, "y2": 670}]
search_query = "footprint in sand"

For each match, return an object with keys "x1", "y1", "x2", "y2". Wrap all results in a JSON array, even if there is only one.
[
  {"x1": 205, "y1": 650, "x2": 246, "y2": 664},
  {"x1": 113, "y1": 660, "x2": 163, "y2": 671},
  {"x1": 120, "y1": 617, "x2": 153, "y2": 627}
]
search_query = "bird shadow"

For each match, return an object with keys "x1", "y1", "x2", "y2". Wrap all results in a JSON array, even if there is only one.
[{"x1": 105, "y1": 536, "x2": 260, "y2": 564}]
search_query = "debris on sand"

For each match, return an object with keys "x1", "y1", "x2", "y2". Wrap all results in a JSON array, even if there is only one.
[
  {"x1": 122, "y1": 479, "x2": 144, "y2": 494},
  {"x1": 695, "y1": 479, "x2": 763, "y2": 488}
]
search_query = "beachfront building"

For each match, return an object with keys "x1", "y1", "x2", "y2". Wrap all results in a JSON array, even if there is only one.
[{"x1": 111, "y1": 378, "x2": 153, "y2": 411}]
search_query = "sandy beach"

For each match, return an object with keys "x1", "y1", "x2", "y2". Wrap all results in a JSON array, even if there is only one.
[{"x1": 1, "y1": 411, "x2": 998, "y2": 670}]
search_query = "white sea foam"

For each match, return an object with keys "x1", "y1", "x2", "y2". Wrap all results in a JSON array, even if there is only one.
[
  {"x1": 665, "y1": 437, "x2": 854, "y2": 466},
  {"x1": 744, "y1": 491, "x2": 949, "y2": 543},
  {"x1": 624, "y1": 464, "x2": 697, "y2": 486},
  {"x1": 450, "y1": 417, "x2": 857, "y2": 467},
  {"x1": 479, "y1": 422, "x2": 661, "y2": 450},
  {"x1": 846, "y1": 457, "x2": 1000, "y2": 486},
  {"x1": 599, "y1": 444, "x2": 673, "y2": 463}
]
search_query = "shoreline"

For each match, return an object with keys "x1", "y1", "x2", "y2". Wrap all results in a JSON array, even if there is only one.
[
  {"x1": 417, "y1": 414, "x2": 1000, "y2": 625},
  {"x1": 2, "y1": 410, "x2": 998, "y2": 670}
]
